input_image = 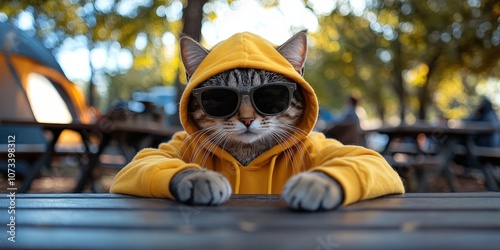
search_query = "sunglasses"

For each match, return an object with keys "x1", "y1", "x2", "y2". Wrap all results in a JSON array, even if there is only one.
[{"x1": 191, "y1": 82, "x2": 297, "y2": 118}]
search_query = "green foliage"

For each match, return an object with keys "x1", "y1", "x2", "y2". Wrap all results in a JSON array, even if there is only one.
[
  {"x1": 0, "y1": 0, "x2": 184, "y2": 109},
  {"x1": 308, "y1": 0, "x2": 500, "y2": 123},
  {"x1": 2, "y1": 0, "x2": 499, "y2": 121}
]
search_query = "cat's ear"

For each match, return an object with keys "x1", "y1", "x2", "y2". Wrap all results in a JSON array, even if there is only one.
[
  {"x1": 277, "y1": 30, "x2": 308, "y2": 75},
  {"x1": 179, "y1": 35, "x2": 209, "y2": 78}
]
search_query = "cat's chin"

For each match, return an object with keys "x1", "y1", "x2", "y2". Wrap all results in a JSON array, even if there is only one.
[{"x1": 233, "y1": 132, "x2": 262, "y2": 144}]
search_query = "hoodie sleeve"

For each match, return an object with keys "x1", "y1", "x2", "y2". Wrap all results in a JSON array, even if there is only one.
[
  {"x1": 307, "y1": 132, "x2": 405, "y2": 206},
  {"x1": 109, "y1": 131, "x2": 201, "y2": 199}
]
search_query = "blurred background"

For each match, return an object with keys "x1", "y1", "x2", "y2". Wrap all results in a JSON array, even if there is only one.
[
  {"x1": 2, "y1": 0, "x2": 499, "y2": 125},
  {"x1": 1, "y1": 0, "x2": 499, "y2": 192}
]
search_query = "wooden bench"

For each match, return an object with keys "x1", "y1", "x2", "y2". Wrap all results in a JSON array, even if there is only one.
[
  {"x1": 0, "y1": 143, "x2": 88, "y2": 175},
  {"x1": 453, "y1": 145, "x2": 500, "y2": 191},
  {"x1": 384, "y1": 154, "x2": 442, "y2": 192},
  {"x1": 368, "y1": 123, "x2": 500, "y2": 192},
  {"x1": 1, "y1": 119, "x2": 182, "y2": 192},
  {"x1": 474, "y1": 147, "x2": 500, "y2": 165},
  {"x1": 473, "y1": 146, "x2": 500, "y2": 190}
]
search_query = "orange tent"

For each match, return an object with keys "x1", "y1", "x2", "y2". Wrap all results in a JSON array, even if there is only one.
[
  {"x1": 1, "y1": 22, "x2": 96, "y2": 156},
  {"x1": 1, "y1": 54, "x2": 93, "y2": 124},
  {"x1": 0, "y1": 22, "x2": 93, "y2": 124}
]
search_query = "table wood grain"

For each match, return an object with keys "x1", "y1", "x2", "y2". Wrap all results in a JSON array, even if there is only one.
[{"x1": 1, "y1": 193, "x2": 500, "y2": 249}]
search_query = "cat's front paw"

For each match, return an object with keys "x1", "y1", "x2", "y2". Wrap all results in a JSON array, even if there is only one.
[
  {"x1": 282, "y1": 172, "x2": 344, "y2": 211},
  {"x1": 170, "y1": 169, "x2": 232, "y2": 205}
]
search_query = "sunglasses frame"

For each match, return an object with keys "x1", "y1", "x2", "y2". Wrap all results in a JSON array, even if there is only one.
[{"x1": 191, "y1": 82, "x2": 297, "y2": 119}]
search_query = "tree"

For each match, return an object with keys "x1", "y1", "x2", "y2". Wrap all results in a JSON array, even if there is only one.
[
  {"x1": 308, "y1": 9, "x2": 400, "y2": 122},
  {"x1": 181, "y1": 0, "x2": 207, "y2": 41},
  {"x1": 3, "y1": 0, "x2": 499, "y2": 122},
  {"x1": 309, "y1": 0, "x2": 500, "y2": 123},
  {"x1": 1, "y1": 0, "x2": 182, "y2": 109}
]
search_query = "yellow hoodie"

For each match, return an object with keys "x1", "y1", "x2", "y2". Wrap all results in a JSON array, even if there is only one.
[{"x1": 110, "y1": 32, "x2": 404, "y2": 206}]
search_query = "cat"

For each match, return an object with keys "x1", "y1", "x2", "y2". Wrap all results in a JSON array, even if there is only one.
[
  {"x1": 169, "y1": 31, "x2": 344, "y2": 211},
  {"x1": 109, "y1": 31, "x2": 404, "y2": 211}
]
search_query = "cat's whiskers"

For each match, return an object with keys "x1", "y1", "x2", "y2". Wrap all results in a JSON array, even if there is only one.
[
  {"x1": 261, "y1": 121, "x2": 299, "y2": 166},
  {"x1": 167, "y1": 142, "x2": 182, "y2": 158},
  {"x1": 219, "y1": 131, "x2": 235, "y2": 157},
  {"x1": 184, "y1": 125, "x2": 222, "y2": 164},
  {"x1": 268, "y1": 130, "x2": 299, "y2": 173},
  {"x1": 193, "y1": 132, "x2": 222, "y2": 165},
  {"x1": 280, "y1": 123, "x2": 319, "y2": 153},
  {"x1": 181, "y1": 127, "x2": 210, "y2": 160},
  {"x1": 273, "y1": 124, "x2": 313, "y2": 173},
  {"x1": 200, "y1": 129, "x2": 231, "y2": 166},
  {"x1": 270, "y1": 128, "x2": 306, "y2": 173}
]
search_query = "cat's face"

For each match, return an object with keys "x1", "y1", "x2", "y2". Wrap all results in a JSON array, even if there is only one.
[{"x1": 188, "y1": 68, "x2": 305, "y2": 145}]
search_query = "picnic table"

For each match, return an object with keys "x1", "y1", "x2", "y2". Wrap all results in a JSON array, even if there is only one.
[
  {"x1": 1, "y1": 192, "x2": 500, "y2": 249},
  {"x1": 366, "y1": 121, "x2": 500, "y2": 192},
  {"x1": 0, "y1": 119, "x2": 182, "y2": 193}
]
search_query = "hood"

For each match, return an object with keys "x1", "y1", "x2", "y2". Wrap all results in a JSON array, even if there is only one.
[{"x1": 179, "y1": 32, "x2": 319, "y2": 139}]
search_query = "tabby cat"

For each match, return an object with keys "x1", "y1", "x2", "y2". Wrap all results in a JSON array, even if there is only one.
[{"x1": 169, "y1": 31, "x2": 343, "y2": 211}]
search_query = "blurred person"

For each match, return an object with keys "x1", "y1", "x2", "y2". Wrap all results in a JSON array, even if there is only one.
[
  {"x1": 467, "y1": 97, "x2": 500, "y2": 147},
  {"x1": 323, "y1": 95, "x2": 364, "y2": 145},
  {"x1": 453, "y1": 97, "x2": 500, "y2": 181}
]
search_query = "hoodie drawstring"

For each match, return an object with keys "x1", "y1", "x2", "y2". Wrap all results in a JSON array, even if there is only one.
[
  {"x1": 230, "y1": 161, "x2": 241, "y2": 194},
  {"x1": 267, "y1": 155, "x2": 278, "y2": 194}
]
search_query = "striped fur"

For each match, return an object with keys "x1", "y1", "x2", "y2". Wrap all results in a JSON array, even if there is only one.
[{"x1": 188, "y1": 68, "x2": 306, "y2": 165}]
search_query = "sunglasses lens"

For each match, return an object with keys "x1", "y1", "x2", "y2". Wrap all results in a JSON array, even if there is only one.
[
  {"x1": 201, "y1": 89, "x2": 238, "y2": 117},
  {"x1": 253, "y1": 85, "x2": 290, "y2": 115}
]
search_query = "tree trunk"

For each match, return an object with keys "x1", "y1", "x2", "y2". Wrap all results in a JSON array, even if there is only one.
[
  {"x1": 85, "y1": 0, "x2": 96, "y2": 108},
  {"x1": 171, "y1": 0, "x2": 208, "y2": 126},
  {"x1": 417, "y1": 52, "x2": 440, "y2": 120},
  {"x1": 377, "y1": 103, "x2": 385, "y2": 123},
  {"x1": 392, "y1": 41, "x2": 406, "y2": 124},
  {"x1": 181, "y1": 0, "x2": 208, "y2": 41}
]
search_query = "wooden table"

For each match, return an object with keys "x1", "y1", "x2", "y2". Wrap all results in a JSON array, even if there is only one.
[
  {"x1": 1, "y1": 193, "x2": 500, "y2": 249},
  {"x1": 367, "y1": 122, "x2": 500, "y2": 192},
  {"x1": 0, "y1": 119, "x2": 181, "y2": 192}
]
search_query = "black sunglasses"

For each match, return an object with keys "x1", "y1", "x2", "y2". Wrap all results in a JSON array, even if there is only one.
[{"x1": 191, "y1": 82, "x2": 297, "y2": 118}]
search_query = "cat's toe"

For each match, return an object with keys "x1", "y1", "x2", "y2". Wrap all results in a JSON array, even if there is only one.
[
  {"x1": 175, "y1": 170, "x2": 232, "y2": 206},
  {"x1": 192, "y1": 172, "x2": 231, "y2": 205},
  {"x1": 282, "y1": 172, "x2": 343, "y2": 211},
  {"x1": 174, "y1": 178, "x2": 194, "y2": 203}
]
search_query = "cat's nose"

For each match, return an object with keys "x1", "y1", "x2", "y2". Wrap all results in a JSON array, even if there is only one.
[{"x1": 239, "y1": 117, "x2": 254, "y2": 127}]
